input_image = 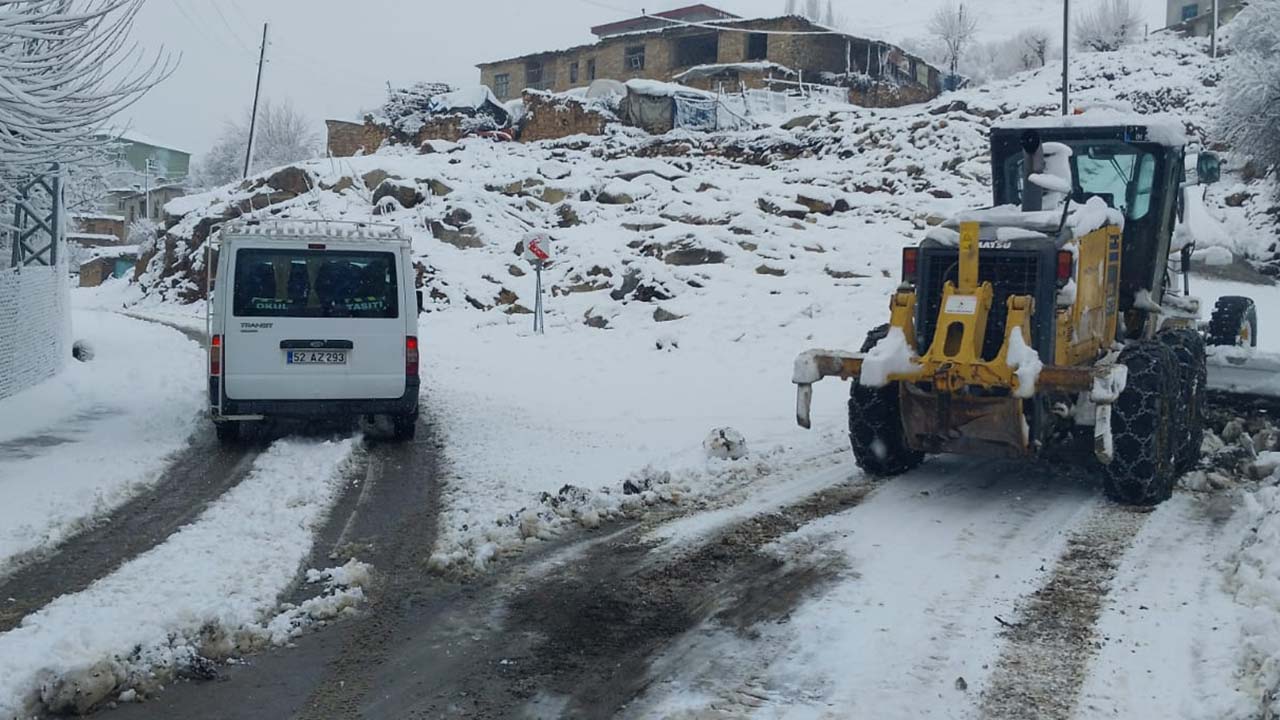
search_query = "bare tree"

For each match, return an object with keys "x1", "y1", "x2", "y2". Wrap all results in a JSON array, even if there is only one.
[
  {"x1": 1219, "y1": 0, "x2": 1280, "y2": 195},
  {"x1": 929, "y1": 2, "x2": 979, "y2": 77},
  {"x1": 1074, "y1": 0, "x2": 1143, "y2": 52},
  {"x1": 194, "y1": 99, "x2": 321, "y2": 189},
  {"x1": 1018, "y1": 28, "x2": 1053, "y2": 69},
  {"x1": 0, "y1": 1, "x2": 173, "y2": 195}
]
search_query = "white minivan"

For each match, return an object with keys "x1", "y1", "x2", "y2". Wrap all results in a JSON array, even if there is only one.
[{"x1": 207, "y1": 221, "x2": 421, "y2": 443}]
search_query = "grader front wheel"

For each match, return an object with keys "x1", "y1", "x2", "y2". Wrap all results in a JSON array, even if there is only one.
[
  {"x1": 848, "y1": 326, "x2": 924, "y2": 477},
  {"x1": 1103, "y1": 342, "x2": 1179, "y2": 506}
]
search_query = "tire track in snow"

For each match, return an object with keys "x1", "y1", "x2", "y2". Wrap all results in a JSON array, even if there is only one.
[
  {"x1": 0, "y1": 432, "x2": 261, "y2": 634},
  {"x1": 979, "y1": 504, "x2": 1149, "y2": 720},
  {"x1": 0, "y1": 436, "x2": 360, "y2": 718},
  {"x1": 625, "y1": 456, "x2": 1102, "y2": 719}
]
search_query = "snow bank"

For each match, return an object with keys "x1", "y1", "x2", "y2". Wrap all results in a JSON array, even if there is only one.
[
  {"x1": 1232, "y1": 481, "x2": 1280, "y2": 714},
  {"x1": 0, "y1": 438, "x2": 358, "y2": 717},
  {"x1": 0, "y1": 307, "x2": 204, "y2": 571}
]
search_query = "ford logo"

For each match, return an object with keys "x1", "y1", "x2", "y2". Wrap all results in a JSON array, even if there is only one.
[{"x1": 310, "y1": 341, "x2": 324, "y2": 348}]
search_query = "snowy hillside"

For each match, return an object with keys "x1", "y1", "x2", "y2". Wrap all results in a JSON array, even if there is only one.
[
  {"x1": 132, "y1": 30, "x2": 1278, "y2": 571},
  {"x1": 18, "y1": 30, "x2": 1270, "y2": 719}
]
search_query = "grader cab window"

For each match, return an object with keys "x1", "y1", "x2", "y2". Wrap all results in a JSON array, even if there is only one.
[{"x1": 1000, "y1": 142, "x2": 1159, "y2": 220}]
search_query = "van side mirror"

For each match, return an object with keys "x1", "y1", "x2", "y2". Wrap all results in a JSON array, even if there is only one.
[
  {"x1": 416, "y1": 289, "x2": 425, "y2": 315},
  {"x1": 1197, "y1": 152, "x2": 1222, "y2": 185}
]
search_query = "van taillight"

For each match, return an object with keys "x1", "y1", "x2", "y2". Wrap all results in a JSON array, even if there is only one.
[
  {"x1": 405, "y1": 336, "x2": 419, "y2": 376},
  {"x1": 210, "y1": 335, "x2": 222, "y2": 376}
]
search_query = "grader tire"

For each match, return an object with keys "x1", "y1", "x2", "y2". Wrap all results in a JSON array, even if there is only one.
[
  {"x1": 1104, "y1": 342, "x2": 1178, "y2": 506},
  {"x1": 1207, "y1": 296, "x2": 1258, "y2": 348},
  {"x1": 1159, "y1": 328, "x2": 1207, "y2": 475},
  {"x1": 848, "y1": 325, "x2": 924, "y2": 477}
]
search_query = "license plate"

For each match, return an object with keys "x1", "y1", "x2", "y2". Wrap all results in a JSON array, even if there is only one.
[{"x1": 287, "y1": 350, "x2": 348, "y2": 365}]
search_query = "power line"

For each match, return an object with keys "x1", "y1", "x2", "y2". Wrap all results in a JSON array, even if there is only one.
[{"x1": 207, "y1": 0, "x2": 254, "y2": 55}]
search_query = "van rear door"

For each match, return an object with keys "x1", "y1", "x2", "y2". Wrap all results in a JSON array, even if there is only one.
[{"x1": 223, "y1": 243, "x2": 407, "y2": 401}]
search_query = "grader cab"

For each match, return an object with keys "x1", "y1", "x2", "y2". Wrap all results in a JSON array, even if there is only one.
[{"x1": 794, "y1": 115, "x2": 1261, "y2": 506}]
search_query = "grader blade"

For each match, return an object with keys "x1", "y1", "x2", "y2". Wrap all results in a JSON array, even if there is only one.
[{"x1": 1206, "y1": 350, "x2": 1280, "y2": 405}]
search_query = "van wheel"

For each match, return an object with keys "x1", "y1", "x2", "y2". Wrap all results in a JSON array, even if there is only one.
[
  {"x1": 215, "y1": 421, "x2": 242, "y2": 445},
  {"x1": 391, "y1": 413, "x2": 418, "y2": 442}
]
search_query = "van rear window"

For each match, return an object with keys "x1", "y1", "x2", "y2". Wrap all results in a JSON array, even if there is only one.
[{"x1": 232, "y1": 249, "x2": 399, "y2": 319}]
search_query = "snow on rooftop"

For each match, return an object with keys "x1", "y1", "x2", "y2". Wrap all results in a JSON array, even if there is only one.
[
  {"x1": 625, "y1": 79, "x2": 714, "y2": 98},
  {"x1": 433, "y1": 86, "x2": 502, "y2": 112},
  {"x1": 102, "y1": 128, "x2": 192, "y2": 155},
  {"x1": 673, "y1": 62, "x2": 798, "y2": 81}
]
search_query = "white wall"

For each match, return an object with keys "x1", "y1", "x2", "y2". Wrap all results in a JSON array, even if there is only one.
[{"x1": 0, "y1": 264, "x2": 70, "y2": 401}]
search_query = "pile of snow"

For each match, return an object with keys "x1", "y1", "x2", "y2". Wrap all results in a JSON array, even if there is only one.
[
  {"x1": 1233, "y1": 479, "x2": 1280, "y2": 713},
  {"x1": 0, "y1": 305, "x2": 204, "y2": 572},
  {"x1": 860, "y1": 327, "x2": 921, "y2": 387}
]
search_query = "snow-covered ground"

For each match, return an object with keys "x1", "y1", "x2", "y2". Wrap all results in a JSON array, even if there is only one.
[
  {"x1": 0, "y1": 298, "x2": 204, "y2": 573},
  {"x1": 4, "y1": 29, "x2": 1278, "y2": 719},
  {"x1": 0, "y1": 438, "x2": 362, "y2": 717}
]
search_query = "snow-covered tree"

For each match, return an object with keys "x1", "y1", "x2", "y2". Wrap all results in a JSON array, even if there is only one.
[
  {"x1": 785, "y1": 0, "x2": 797, "y2": 14},
  {"x1": 1219, "y1": 0, "x2": 1280, "y2": 195},
  {"x1": 0, "y1": 1, "x2": 171, "y2": 200},
  {"x1": 1017, "y1": 28, "x2": 1053, "y2": 69},
  {"x1": 929, "y1": 2, "x2": 979, "y2": 77},
  {"x1": 1074, "y1": 0, "x2": 1142, "y2": 52},
  {"x1": 194, "y1": 99, "x2": 320, "y2": 189}
]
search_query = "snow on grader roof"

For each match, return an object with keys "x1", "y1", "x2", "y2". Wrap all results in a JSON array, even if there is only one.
[{"x1": 998, "y1": 106, "x2": 1189, "y2": 147}]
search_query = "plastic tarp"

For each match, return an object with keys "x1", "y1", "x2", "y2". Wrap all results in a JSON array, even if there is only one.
[{"x1": 620, "y1": 91, "x2": 676, "y2": 134}]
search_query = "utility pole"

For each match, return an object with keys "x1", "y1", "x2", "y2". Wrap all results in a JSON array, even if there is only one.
[
  {"x1": 143, "y1": 158, "x2": 151, "y2": 221},
  {"x1": 243, "y1": 23, "x2": 269, "y2": 179},
  {"x1": 1062, "y1": 0, "x2": 1070, "y2": 115},
  {"x1": 1210, "y1": 0, "x2": 1219, "y2": 58}
]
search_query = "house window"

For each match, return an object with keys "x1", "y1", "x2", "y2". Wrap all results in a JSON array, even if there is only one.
[
  {"x1": 494, "y1": 73, "x2": 510, "y2": 99},
  {"x1": 747, "y1": 33, "x2": 768, "y2": 61},
  {"x1": 625, "y1": 45, "x2": 646, "y2": 71},
  {"x1": 526, "y1": 60, "x2": 544, "y2": 89},
  {"x1": 1181, "y1": 2, "x2": 1199, "y2": 20},
  {"x1": 675, "y1": 34, "x2": 719, "y2": 67},
  {"x1": 587, "y1": 58, "x2": 597, "y2": 81},
  {"x1": 570, "y1": 61, "x2": 580, "y2": 85}
]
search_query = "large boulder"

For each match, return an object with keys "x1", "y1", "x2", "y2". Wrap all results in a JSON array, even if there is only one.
[{"x1": 372, "y1": 180, "x2": 425, "y2": 210}]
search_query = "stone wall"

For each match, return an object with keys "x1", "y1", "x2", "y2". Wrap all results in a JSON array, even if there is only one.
[
  {"x1": 519, "y1": 91, "x2": 613, "y2": 142},
  {"x1": 849, "y1": 81, "x2": 937, "y2": 109},
  {"x1": 326, "y1": 120, "x2": 391, "y2": 158},
  {"x1": 0, "y1": 263, "x2": 70, "y2": 400}
]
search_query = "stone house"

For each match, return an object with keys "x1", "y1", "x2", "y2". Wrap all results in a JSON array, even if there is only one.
[
  {"x1": 477, "y1": 7, "x2": 943, "y2": 108},
  {"x1": 1163, "y1": 0, "x2": 1246, "y2": 36}
]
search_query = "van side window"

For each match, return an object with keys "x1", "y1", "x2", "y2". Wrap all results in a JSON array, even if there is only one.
[{"x1": 232, "y1": 249, "x2": 399, "y2": 319}]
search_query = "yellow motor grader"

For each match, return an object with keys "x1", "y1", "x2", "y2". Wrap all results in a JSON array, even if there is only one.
[{"x1": 793, "y1": 116, "x2": 1262, "y2": 506}]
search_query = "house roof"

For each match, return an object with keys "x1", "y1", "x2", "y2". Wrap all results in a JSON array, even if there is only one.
[
  {"x1": 99, "y1": 128, "x2": 192, "y2": 156},
  {"x1": 478, "y1": 15, "x2": 885, "y2": 70},
  {"x1": 590, "y1": 4, "x2": 739, "y2": 37}
]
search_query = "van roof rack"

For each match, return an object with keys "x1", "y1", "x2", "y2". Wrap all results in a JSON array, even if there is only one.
[{"x1": 220, "y1": 219, "x2": 407, "y2": 242}]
